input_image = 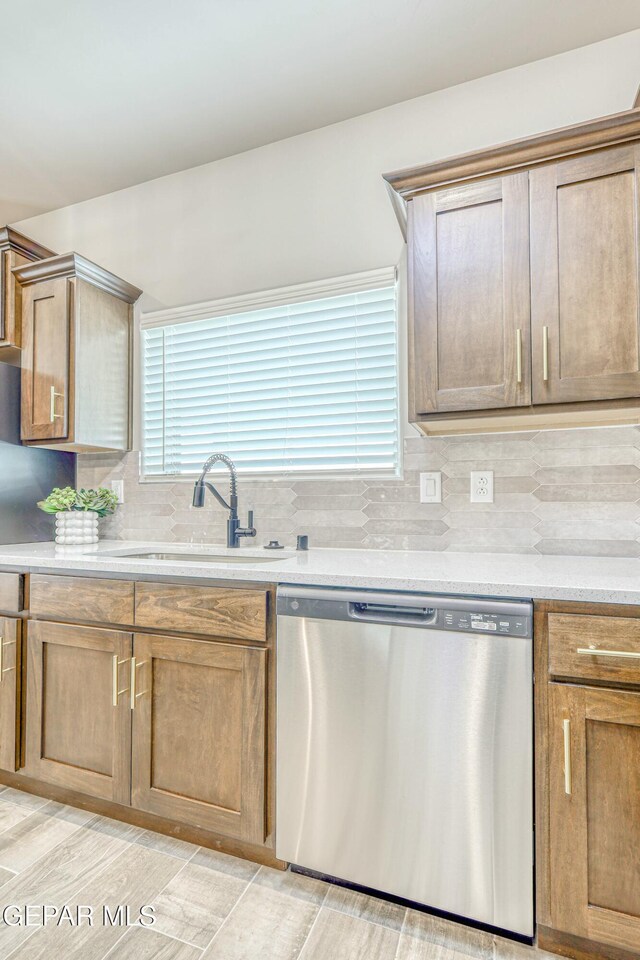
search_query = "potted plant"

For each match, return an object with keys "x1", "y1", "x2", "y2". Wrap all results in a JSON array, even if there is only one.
[{"x1": 37, "y1": 486, "x2": 119, "y2": 544}]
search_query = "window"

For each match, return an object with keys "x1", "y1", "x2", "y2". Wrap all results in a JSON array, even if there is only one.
[{"x1": 141, "y1": 269, "x2": 399, "y2": 478}]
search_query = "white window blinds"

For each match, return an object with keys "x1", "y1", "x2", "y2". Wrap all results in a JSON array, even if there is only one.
[{"x1": 141, "y1": 273, "x2": 399, "y2": 478}]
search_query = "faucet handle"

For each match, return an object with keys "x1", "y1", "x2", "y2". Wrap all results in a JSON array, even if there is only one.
[{"x1": 247, "y1": 510, "x2": 255, "y2": 531}]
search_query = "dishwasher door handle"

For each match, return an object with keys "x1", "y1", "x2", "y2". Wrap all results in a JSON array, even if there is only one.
[{"x1": 348, "y1": 601, "x2": 437, "y2": 627}]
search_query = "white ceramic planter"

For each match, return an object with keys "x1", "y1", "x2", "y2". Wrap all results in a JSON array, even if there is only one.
[{"x1": 55, "y1": 511, "x2": 99, "y2": 545}]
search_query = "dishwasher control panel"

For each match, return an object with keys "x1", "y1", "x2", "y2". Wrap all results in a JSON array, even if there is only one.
[
  {"x1": 278, "y1": 586, "x2": 533, "y2": 640},
  {"x1": 442, "y1": 609, "x2": 530, "y2": 637}
]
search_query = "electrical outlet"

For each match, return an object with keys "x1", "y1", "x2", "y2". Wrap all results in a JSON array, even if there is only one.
[
  {"x1": 420, "y1": 472, "x2": 442, "y2": 503},
  {"x1": 110, "y1": 479, "x2": 125, "y2": 504},
  {"x1": 470, "y1": 471, "x2": 494, "y2": 503}
]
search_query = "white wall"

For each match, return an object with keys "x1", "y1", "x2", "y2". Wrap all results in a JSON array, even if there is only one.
[
  {"x1": 14, "y1": 30, "x2": 640, "y2": 311},
  {"x1": 29, "y1": 28, "x2": 640, "y2": 556}
]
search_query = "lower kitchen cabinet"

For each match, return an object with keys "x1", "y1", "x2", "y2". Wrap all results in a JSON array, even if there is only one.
[
  {"x1": 537, "y1": 600, "x2": 640, "y2": 960},
  {"x1": 5, "y1": 573, "x2": 275, "y2": 866},
  {"x1": 25, "y1": 621, "x2": 132, "y2": 804},
  {"x1": 0, "y1": 618, "x2": 20, "y2": 772},
  {"x1": 131, "y1": 633, "x2": 266, "y2": 844},
  {"x1": 548, "y1": 681, "x2": 640, "y2": 955}
]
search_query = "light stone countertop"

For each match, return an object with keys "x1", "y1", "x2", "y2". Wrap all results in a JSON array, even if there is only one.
[{"x1": 0, "y1": 540, "x2": 638, "y2": 604}]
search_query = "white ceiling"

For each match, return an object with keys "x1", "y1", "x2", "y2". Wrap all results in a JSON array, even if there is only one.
[{"x1": 2, "y1": 0, "x2": 639, "y2": 224}]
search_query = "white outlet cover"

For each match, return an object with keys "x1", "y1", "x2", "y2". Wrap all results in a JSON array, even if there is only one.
[
  {"x1": 420, "y1": 472, "x2": 442, "y2": 503},
  {"x1": 110, "y1": 479, "x2": 125, "y2": 504},
  {"x1": 470, "y1": 471, "x2": 494, "y2": 503}
]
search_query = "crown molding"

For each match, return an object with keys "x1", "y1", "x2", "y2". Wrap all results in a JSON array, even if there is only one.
[
  {"x1": 384, "y1": 106, "x2": 640, "y2": 199},
  {"x1": 0, "y1": 226, "x2": 55, "y2": 261},
  {"x1": 13, "y1": 252, "x2": 142, "y2": 303}
]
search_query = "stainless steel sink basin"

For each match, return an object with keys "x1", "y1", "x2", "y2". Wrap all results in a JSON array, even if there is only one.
[{"x1": 112, "y1": 551, "x2": 287, "y2": 564}]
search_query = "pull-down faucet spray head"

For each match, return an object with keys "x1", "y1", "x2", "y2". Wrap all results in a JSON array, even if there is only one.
[
  {"x1": 191, "y1": 453, "x2": 255, "y2": 548},
  {"x1": 192, "y1": 452, "x2": 238, "y2": 511},
  {"x1": 192, "y1": 482, "x2": 206, "y2": 508}
]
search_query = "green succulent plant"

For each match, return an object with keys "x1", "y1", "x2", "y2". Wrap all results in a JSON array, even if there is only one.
[
  {"x1": 37, "y1": 486, "x2": 119, "y2": 518},
  {"x1": 36, "y1": 487, "x2": 78, "y2": 514},
  {"x1": 76, "y1": 487, "x2": 119, "y2": 517}
]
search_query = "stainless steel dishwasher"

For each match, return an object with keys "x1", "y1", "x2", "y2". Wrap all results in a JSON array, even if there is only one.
[{"x1": 276, "y1": 585, "x2": 534, "y2": 938}]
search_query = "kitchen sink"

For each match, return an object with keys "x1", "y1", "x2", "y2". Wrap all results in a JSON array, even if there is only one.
[{"x1": 107, "y1": 550, "x2": 288, "y2": 564}]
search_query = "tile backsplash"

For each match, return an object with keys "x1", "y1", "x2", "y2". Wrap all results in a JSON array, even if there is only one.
[{"x1": 76, "y1": 425, "x2": 640, "y2": 557}]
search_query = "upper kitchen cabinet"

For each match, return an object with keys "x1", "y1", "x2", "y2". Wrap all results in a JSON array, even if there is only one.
[
  {"x1": 385, "y1": 106, "x2": 640, "y2": 435},
  {"x1": 14, "y1": 253, "x2": 142, "y2": 452},
  {"x1": 0, "y1": 228, "x2": 55, "y2": 365},
  {"x1": 531, "y1": 144, "x2": 640, "y2": 405},
  {"x1": 409, "y1": 173, "x2": 530, "y2": 415}
]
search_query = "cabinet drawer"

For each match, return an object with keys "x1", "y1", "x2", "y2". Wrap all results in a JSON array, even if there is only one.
[
  {"x1": 135, "y1": 582, "x2": 268, "y2": 642},
  {"x1": 29, "y1": 575, "x2": 134, "y2": 626},
  {"x1": 0, "y1": 574, "x2": 22, "y2": 614},
  {"x1": 548, "y1": 612, "x2": 640, "y2": 683}
]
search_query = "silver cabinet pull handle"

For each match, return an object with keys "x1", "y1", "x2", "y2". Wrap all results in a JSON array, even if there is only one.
[
  {"x1": 516, "y1": 328, "x2": 522, "y2": 384},
  {"x1": 542, "y1": 326, "x2": 549, "y2": 382},
  {"x1": 563, "y1": 719, "x2": 572, "y2": 796},
  {"x1": 577, "y1": 647, "x2": 640, "y2": 659},
  {"x1": 50, "y1": 385, "x2": 64, "y2": 422}
]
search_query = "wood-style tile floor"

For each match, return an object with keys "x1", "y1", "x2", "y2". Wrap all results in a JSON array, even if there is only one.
[{"x1": 0, "y1": 788, "x2": 555, "y2": 960}]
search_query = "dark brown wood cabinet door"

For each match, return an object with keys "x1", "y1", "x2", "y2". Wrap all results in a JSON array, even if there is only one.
[
  {"x1": 131, "y1": 633, "x2": 266, "y2": 844},
  {"x1": 409, "y1": 172, "x2": 531, "y2": 415},
  {"x1": 25, "y1": 621, "x2": 132, "y2": 803},
  {"x1": 20, "y1": 276, "x2": 71, "y2": 441},
  {"x1": 0, "y1": 618, "x2": 20, "y2": 772},
  {"x1": 531, "y1": 145, "x2": 640, "y2": 405},
  {"x1": 549, "y1": 682, "x2": 640, "y2": 953}
]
